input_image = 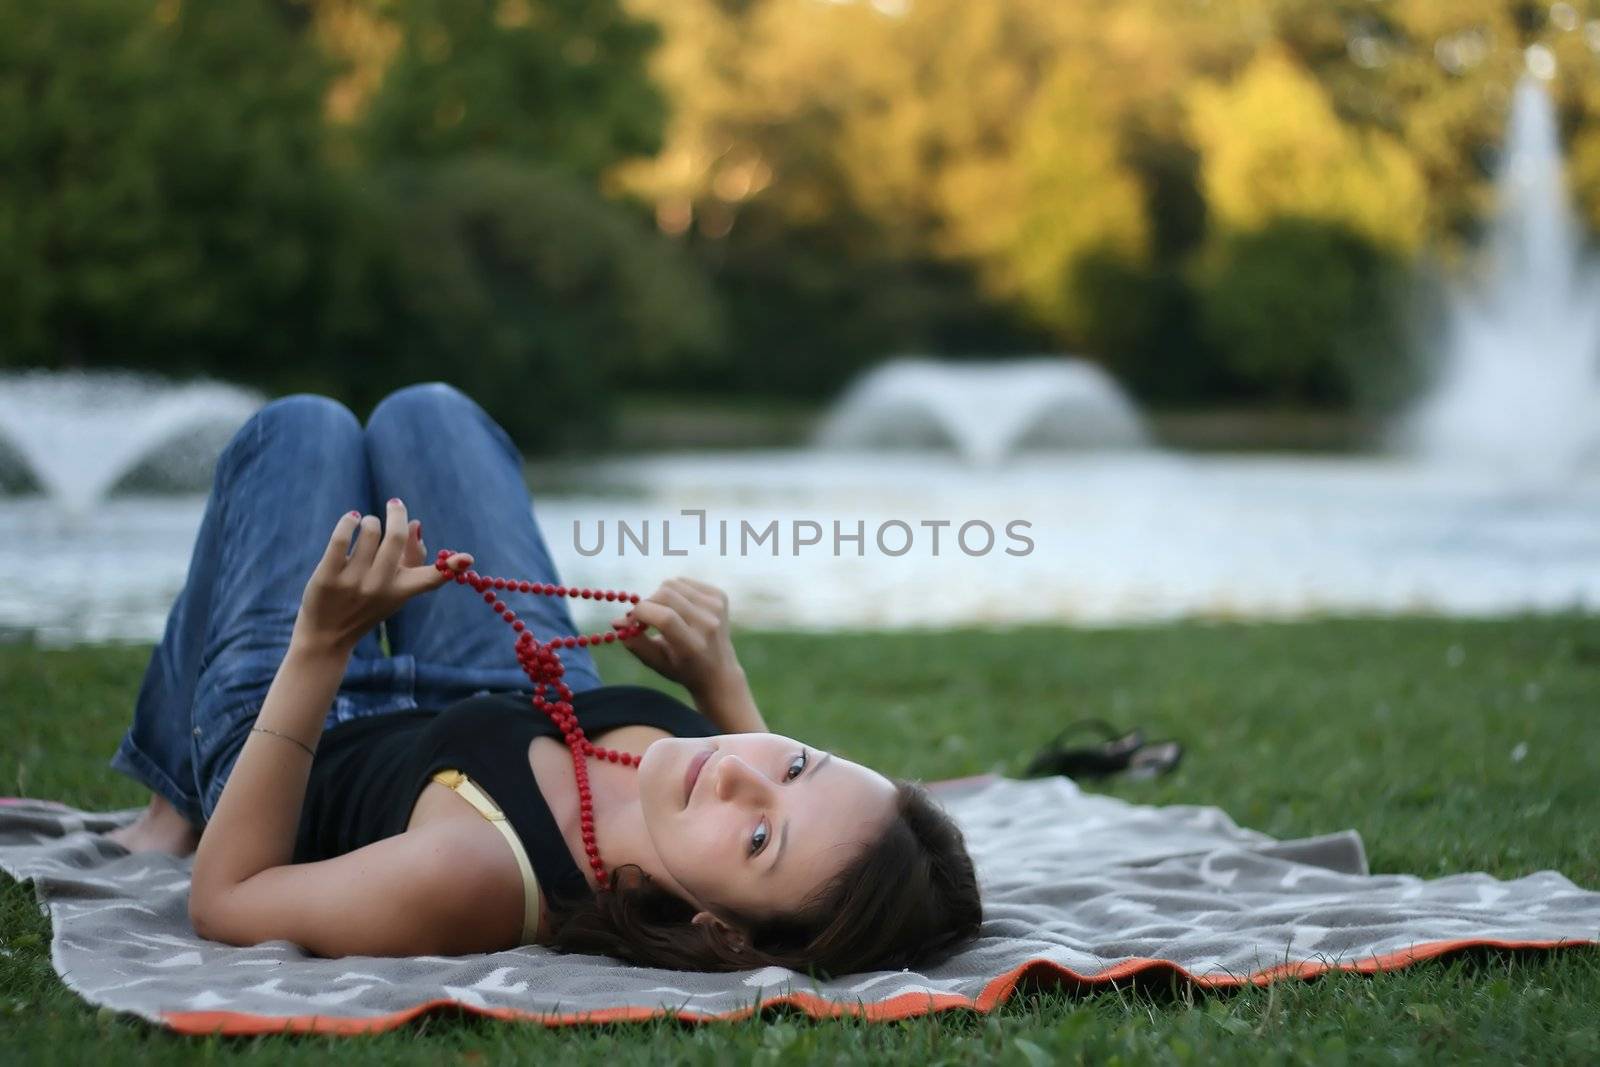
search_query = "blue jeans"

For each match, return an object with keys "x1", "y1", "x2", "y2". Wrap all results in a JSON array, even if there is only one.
[{"x1": 108, "y1": 382, "x2": 603, "y2": 830}]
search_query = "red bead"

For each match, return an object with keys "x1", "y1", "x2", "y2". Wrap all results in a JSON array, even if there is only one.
[{"x1": 554, "y1": 585, "x2": 567, "y2": 597}]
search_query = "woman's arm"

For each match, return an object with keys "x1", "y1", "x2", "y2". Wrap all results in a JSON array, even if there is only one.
[
  {"x1": 189, "y1": 501, "x2": 469, "y2": 914},
  {"x1": 187, "y1": 635, "x2": 348, "y2": 907},
  {"x1": 191, "y1": 812, "x2": 525, "y2": 957},
  {"x1": 690, "y1": 664, "x2": 768, "y2": 734}
]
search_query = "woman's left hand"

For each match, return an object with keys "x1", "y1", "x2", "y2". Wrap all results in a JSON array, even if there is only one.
[{"x1": 292, "y1": 498, "x2": 472, "y2": 657}]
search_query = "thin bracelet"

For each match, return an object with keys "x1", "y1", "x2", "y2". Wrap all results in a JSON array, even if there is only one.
[{"x1": 250, "y1": 725, "x2": 317, "y2": 758}]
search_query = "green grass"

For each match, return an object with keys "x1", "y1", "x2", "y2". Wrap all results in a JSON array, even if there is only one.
[{"x1": 3, "y1": 615, "x2": 1599, "y2": 1063}]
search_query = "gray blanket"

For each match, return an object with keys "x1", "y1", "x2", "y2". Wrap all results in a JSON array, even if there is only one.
[{"x1": 2, "y1": 776, "x2": 1596, "y2": 1035}]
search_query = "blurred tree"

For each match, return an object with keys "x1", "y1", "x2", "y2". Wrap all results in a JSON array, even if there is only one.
[
  {"x1": 348, "y1": 156, "x2": 723, "y2": 450},
  {"x1": 0, "y1": 0, "x2": 699, "y2": 454},
  {"x1": 937, "y1": 63, "x2": 1151, "y2": 344},
  {"x1": 355, "y1": 0, "x2": 666, "y2": 182},
  {"x1": 10, "y1": 0, "x2": 1600, "y2": 424},
  {"x1": 1185, "y1": 44, "x2": 1429, "y2": 256},
  {"x1": 0, "y1": 0, "x2": 353, "y2": 380},
  {"x1": 1190, "y1": 217, "x2": 1412, "y2": 405},
  {"x1": 614, "y1": 0, "x2": 1304, "y2": 401},
  {"x1": 1275, "y1": 0, "x2": 1600, "y2": 245},
  {"x1": 614, "y1": 0, "x2": 1052, "y2": 399},
  {"x1": 1181, "y1": 44, "x2": 1426, "y2": 402}
]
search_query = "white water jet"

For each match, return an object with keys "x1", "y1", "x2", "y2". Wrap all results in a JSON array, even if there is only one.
[
  {"x1": 1401, "y1": 76, "x2": 1600, "y2": 475},
  {"x1": 813, "y1": 356, "x2": 1147, "y2": 464},
  {"x1": 0, "y1": 370, "x2": 263, "y2": 515}
]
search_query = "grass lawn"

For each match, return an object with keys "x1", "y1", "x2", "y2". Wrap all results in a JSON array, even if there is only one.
[{"x1": 3, "y1": 614, "x2": 1598, "y2": 1063}]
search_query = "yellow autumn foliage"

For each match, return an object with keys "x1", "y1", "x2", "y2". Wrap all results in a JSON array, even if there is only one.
[{"x1": 1185, "y1": 45, "x2": 1428, "y2": 254}]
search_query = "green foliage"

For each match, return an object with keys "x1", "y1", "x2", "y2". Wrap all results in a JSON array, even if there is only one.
[
  {"x1": 941, "y1": 63, "x2": 1153, "y2": 343},
  {"x1": 1190, "y1": 217, "x2": 1412, "y2": 404},
  {"x1": 343, "y1": 156, "x2": 722, "y2": 451},
  {"x1": 359, "y1": 0, "x2": 665, "y2": 182},
  {"x1": 1185, "y1": 44, "x2": 1429, "y2": 258},
  {"x1": 9, "y1": 0, "x2": 1600, "y2": 419},
  {"x1": 679, "y1": 206, "x2": 1034, "y2": 400},
  {"x1": 0, "y1": 0, "x2": 692, "y2": 451},
  {"x1": 0, "y1": 0, "x2": 348, "y2": 378}
]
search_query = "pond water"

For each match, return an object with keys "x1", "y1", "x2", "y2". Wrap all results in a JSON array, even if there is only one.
[{"x1": 3, "y1": 450, "x2": 1595, "y2": 646}]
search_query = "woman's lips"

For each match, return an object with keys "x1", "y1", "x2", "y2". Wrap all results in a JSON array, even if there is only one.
[{"x1": 684, "y1": 747, "x2": 713, "y2": 807}]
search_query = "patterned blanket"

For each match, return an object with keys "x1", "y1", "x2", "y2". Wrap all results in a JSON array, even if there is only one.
[{"x1": 2, "y1": 776, "x2": 1596, "y2": 1035}]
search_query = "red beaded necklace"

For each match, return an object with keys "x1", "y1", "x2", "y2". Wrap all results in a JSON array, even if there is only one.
[{"x1": 432, "y1": 548, "x2": 646, "y2": 891}]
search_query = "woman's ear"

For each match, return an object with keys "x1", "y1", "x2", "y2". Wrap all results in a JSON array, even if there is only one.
[{"x1": 691, "y1": 910, "x2": 748, "y2": 953}]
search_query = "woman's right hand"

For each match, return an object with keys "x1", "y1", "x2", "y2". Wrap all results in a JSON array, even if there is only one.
[
  {"x1": 610, "y1": 577, "x2": 744, "y2": 700},
  {"x1": 293, "y1": 501, "x2": 472, "y2": 657}
]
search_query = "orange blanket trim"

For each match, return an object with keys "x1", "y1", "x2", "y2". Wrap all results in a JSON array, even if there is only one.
[{"x1": 155, "y1": 935, "x2": 1598, "y2": 1036}]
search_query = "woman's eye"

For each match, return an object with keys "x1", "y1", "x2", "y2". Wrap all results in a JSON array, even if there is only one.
[
  {"x1": 785, "y1": 751, "x2": 807, "y2": 781},
  {"x1": 749, "y1": 819, "x2": 770, "y2": 856}
]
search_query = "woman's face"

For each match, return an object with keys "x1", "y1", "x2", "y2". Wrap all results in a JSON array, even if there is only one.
[{"x1": 637, "y1": 733, "x2": 897, "y2": 923}]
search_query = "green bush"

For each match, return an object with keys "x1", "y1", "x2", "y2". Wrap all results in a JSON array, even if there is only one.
[
  {"x1": 347, "y1": 156, "x2": 723, "y2": 453},
  {"x1": 360, "y1": 0, "x2": 665, "y2": 184},
  {"x1": 1189, "y1": 217, "x2": 1412, "y2": 406},
  {"x1": 0, "y1": 0, "x2": 347, "y2": 378},
  {"x1": 652, "y1": 202, "x2": 1045, "y2": 402},
  {"x1": 0, "y1": 0, "x2": 701, "y2": 454}
]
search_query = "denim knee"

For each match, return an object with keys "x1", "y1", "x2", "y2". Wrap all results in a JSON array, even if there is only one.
[
  {"x1": 215, "y1": 394, "x2": 362, "y2": 477},
  {"x1": 256, "y1": 394, "x2": 362, "y2": 437},
  {"x1": 368, "y1": 382, "x2": 471, "y2": 426},
  {"x1": 367, "y1": 381, "x2": 517, "y2": 460}
]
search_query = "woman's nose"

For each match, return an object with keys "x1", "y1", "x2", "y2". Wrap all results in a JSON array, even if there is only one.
[{"x1": 712, "y1": 754, "x2": 771, "y2": 803}]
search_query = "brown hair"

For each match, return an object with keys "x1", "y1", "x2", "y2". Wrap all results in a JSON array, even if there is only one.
[{"x1": 546, "y1": 778, "x2": 981, "y2": 975}]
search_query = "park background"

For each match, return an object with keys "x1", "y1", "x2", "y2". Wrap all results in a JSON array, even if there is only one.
[
  {"x1": 2, "y1": 0, "x2": 1599, "y2": 641},
  {"x1": 5, "y1": 0, "x2": 1600, "y2": 451},
  {"x1": 2, "y1": 1, "x2": 1599, "y2": 1061}
]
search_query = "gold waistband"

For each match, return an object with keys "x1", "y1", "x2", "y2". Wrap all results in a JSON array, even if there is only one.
[{"x1": 430, "y1": 769, "x2": 542, "y2": 945}]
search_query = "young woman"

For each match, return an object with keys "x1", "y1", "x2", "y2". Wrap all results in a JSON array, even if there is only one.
[{"x1": 103, "y1": 382, "x2": 981, "y2": 975}]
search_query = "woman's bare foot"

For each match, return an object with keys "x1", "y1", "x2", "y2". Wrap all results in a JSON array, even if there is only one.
[{"x1": 103, "y1": 792, "x2": 201, "y2": 857}]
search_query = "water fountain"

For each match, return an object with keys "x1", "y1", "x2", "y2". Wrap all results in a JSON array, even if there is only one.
[
  {"x1": 1401, "y1": 75, "x2": 1600, "y2": 474},
  {"x1": 813, "y1": 356, "x2": 1147, "y2": 464},
  {"x1": 0, "y1": 370, "x2": 263, "y2": 514}
]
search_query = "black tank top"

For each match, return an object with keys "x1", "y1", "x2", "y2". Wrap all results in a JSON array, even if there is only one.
[{"x1": 292, "y1": 685, "x2": 719, "y2": 908}]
